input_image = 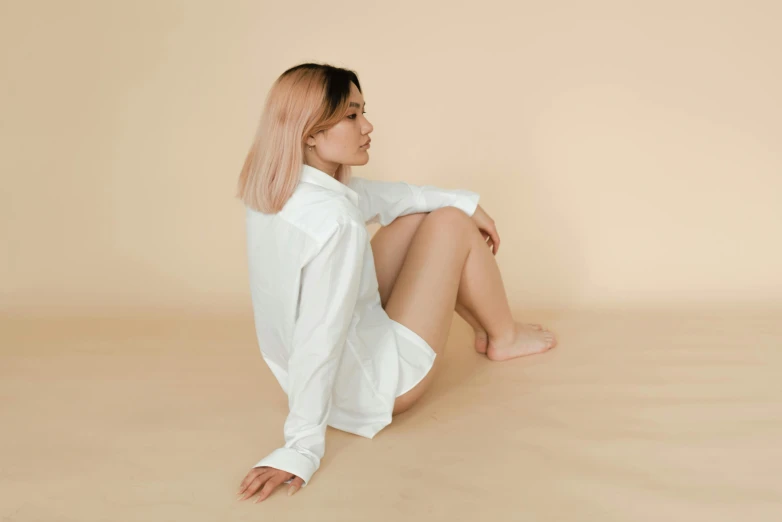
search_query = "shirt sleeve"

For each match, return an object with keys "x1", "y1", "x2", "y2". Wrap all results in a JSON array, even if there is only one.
[
  {"x1": 252, "y1": 220, "x2": 366, "y2": 488},
  {"x1": 347, "y1": 176, "x2": 481, "y2": 226}
]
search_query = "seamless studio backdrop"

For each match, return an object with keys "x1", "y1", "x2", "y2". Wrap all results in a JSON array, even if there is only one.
[{"x1": 2, "y1": 1, "x2": 781, "y2": 521}]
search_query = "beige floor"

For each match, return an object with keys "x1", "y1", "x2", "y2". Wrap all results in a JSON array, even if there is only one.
[{"x1": 2, "y1": 307, "x2": 781, "y2": 521}]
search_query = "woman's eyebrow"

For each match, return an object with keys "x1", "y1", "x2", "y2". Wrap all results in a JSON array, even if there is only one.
[{"x1": 348, "y1": 102, "x2": 366, "y2": 108}]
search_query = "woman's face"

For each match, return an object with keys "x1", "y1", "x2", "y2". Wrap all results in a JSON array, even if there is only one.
[{"x1": 304, "y1": 82, "x2": 373, "y2": 176}]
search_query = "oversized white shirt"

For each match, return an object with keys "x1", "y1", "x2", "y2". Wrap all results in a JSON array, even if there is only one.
[{"x1": 245, "y1": 163, "x2": 480, "y2": 486}]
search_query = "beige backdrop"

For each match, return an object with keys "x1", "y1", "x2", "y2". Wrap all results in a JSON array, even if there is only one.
[
  {"x1": 2, "y1": 1, "x2": 781, "y2": 315},
  {"x1": 3, "y1": 3, "x2": 782, "y2": 521}
]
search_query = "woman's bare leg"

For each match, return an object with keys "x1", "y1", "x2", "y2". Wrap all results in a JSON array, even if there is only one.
[
  {"x1": 388, "y1": 208, "x2": 557, "y2": 415},
  {"x1": 371, "y1": 213, "x2": 542, "y2": 355}
]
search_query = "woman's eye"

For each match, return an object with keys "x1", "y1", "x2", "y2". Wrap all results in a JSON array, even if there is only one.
[{"x1": 348, "y1": 112, "x2": 367, "y2": 120}]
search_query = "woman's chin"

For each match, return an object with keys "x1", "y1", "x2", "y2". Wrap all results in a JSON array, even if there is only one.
[{"x1": 341, "y1": 153, "x2": 370, "y2": 167}]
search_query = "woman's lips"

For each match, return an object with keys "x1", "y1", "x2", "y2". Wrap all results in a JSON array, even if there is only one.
[{"x1": 361, "y1": 141, "x2": 371, "y2": 149}]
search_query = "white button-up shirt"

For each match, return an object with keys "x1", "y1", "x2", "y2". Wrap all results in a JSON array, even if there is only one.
[{"x1": 245, "y1": 164, "x2": 480, "y2": 486}]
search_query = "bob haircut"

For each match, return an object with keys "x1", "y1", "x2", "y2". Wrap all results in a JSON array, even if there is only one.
[{"x1": 236, "y1": 62, "x2": 363, "y2": 214}]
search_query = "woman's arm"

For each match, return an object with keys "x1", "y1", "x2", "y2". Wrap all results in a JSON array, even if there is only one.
[
  {"x1": 348, "y1": 176, "x2": 480, "y2": 226},
  {"x1": 251, "y1": 219, "x2": 367, "y2": 487}
]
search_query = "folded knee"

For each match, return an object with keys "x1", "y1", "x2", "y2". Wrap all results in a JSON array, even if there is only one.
[{"x1": 424, "y1": 206, "x2": 474, "y2": 229}]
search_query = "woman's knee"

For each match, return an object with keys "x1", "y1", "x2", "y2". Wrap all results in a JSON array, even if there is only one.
[{"x1": 423, "y1": 207, "x2": 475, "y2": 233}]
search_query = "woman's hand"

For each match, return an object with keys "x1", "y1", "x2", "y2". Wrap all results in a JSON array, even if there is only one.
[
  {"x1": 237, "y1": 466, "x2": 305, "y2": 503},
  {"x1": 471, "y1": 204, "x2": 500, "y2": 255}
]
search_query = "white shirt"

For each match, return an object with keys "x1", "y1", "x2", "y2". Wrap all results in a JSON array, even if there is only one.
[{"x1": 245, "y1": 163, "x2": 480, "y2": 486}]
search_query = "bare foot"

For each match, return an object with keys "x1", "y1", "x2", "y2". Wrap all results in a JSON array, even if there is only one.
[
  {"x1": 473, "y1": 323, "x2": 543, "y2": 354},
  {"x1": 485, "y1": 323, "x2": 557, "y2": 361}
]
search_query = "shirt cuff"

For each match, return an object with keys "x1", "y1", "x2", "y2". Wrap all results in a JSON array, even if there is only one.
[
  {"x1": 254, "y1": 447, "x2": 318, "y2": 487},
  {"x1": 452, "y1": 192, "x2": 480, "y2": 217}
]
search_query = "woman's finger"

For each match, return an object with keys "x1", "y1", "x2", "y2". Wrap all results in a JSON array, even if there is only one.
[
  {"x1": 255, "y1": 474, "x2": 286, "y2": 503},
  {"x1": 489, "y1": 227, "x2": 500, "y2": 255},
  {"x1": 288, "y1": 476, "x2": 305, "y2": 496},
  {"x1": 238, "y1": 467, "x2": 263, "y2": 493},
  {"x1": 480, "y1": 230, "x2": 496, "y2": 254},
  {"x1": 238, "y1": 467, "x2": 272, "y2": 497},
  {"x1": 240, "y1": 471, "x2": 272, "y2": 501},
  {"x1": 239, "y1": 474, "x2": 266, "y2": 501},
  {"x1": 477, "y1": 226, "x2": 497, "y2": 254}
]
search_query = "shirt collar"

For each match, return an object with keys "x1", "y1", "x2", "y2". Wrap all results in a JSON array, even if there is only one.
[{"x1": 299, "y1": 163, "x2": 359, "y2": 207}]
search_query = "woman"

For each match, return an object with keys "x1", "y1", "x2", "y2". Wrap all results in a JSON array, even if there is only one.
[{"x1": 235, "y1": 63, "x2": 557, "y2": 503}]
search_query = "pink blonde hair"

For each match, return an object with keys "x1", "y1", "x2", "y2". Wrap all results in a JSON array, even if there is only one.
[{"x1": 236, "y1": 63, "x2": 362, "y2": 213}]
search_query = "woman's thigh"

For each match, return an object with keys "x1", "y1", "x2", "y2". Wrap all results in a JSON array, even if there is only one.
[
  {"x1": 370, "y1": 213, "x2": 428, "y2": 307},
  {"x1": 386, "y1": 208, "x2": 475, "y2": 415}
]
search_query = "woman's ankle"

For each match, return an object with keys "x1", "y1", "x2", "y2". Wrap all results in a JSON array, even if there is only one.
[{"x1": 488, "y1": 323, "x2": 516, "y2": 347}]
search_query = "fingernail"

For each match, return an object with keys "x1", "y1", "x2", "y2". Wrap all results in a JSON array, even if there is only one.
[{"x1": 288, "y1": 487, "x2": 295, "y2": 496}]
